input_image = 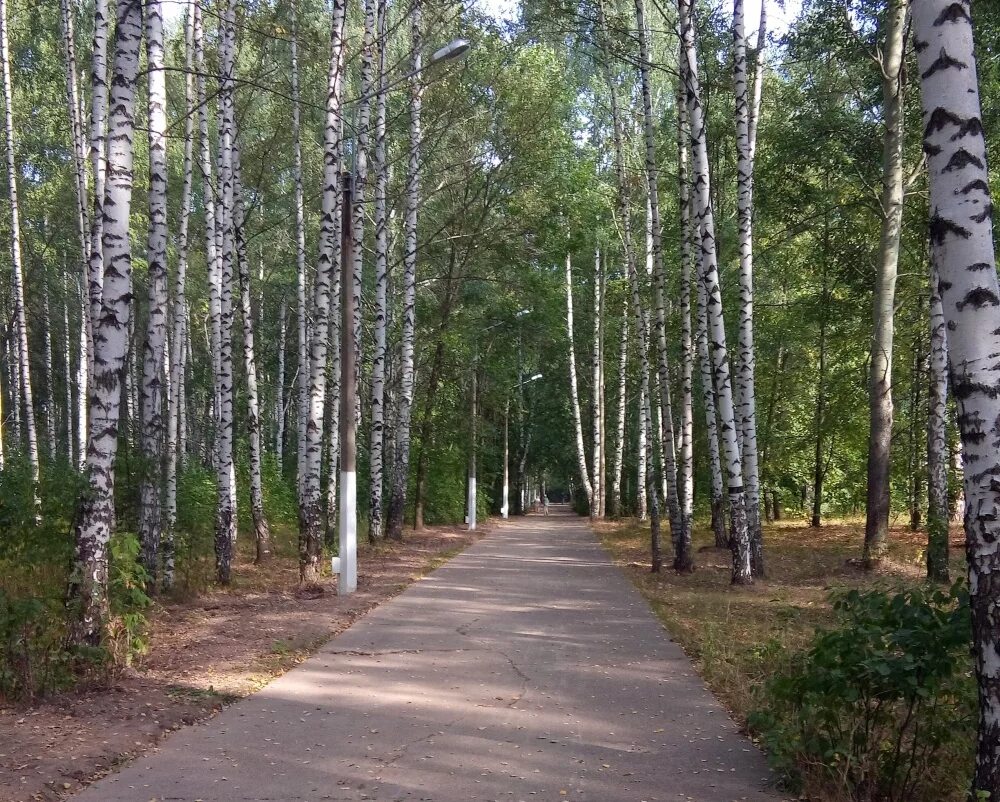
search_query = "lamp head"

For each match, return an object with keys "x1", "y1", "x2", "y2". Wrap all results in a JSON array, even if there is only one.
[{"x1": 429, "y1": 38, "x2": 472, "y2": 65}]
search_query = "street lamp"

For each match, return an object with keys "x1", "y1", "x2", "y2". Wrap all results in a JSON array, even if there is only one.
[
  {"x1": 335, "y1": 37, "x2": 473, "y2": 593},
  {"x1": 502, "y1": 373, "x2": 542, "y2": 519},
  {"x1": 467, "y1": 310, "x2": 532, "y2": 531}
]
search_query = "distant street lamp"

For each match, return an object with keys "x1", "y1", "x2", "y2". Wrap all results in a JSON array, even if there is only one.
[
  {"x1": 467, "y1": 310, "x2": 531, "y2": 530},
  {"x1": 502, "y1": 373, "x2": 542, "y2": 519}
]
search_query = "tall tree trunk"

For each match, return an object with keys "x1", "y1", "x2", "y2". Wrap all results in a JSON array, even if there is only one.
[
  {"x1": 275, "y1": 295, "x2": 286, "y2": 473},
  {"x1": 637, "y1": 0, "x2": 687, "y2": 570},
  {"x1": 637, "y1": 372, "x2": 648, "y2": 521},
  {"x1": 566, "y1": 252, "x2": 594, "y2": 509},
  {"x1": 677, "y1": 73, "x2": 695, "y2": 554},
  {"x1": 86, "y1": 0, "x2": 109, "y2": 341},
  {"x1": 386, "y1": 0, "x2": 421, "y2": 541},
  {"x1": 299, "y1": 0, "x2": 346, "y2": 579},
  {"x1": 350, "y1": 0, "x2": 375, "y2": 540},
  {"x1": 598, "y1": 0, "x2": 661, "y2": 571},
  {"x1": 0, "y1": 0, "x2": 39, "y2": 488},
  {"x1": 368, "y1": 0, "x2": 389, "y2": 541},
  {"x1": 591, "y1": 249, "x2": 603, "y2": 520},
  {"x1": 912, "y1": 1, "x2": 1000, "y2": 790},
  {"x1": 42, "y1": 271, "x2": 56, "y2": 459},
  {"x1": 139, "y1": 0, "x2": 169, "y2": 584},
  {"x1": 69, "y1": 0, "x2": 141, "y2": 646},
  {"x1": 164, "y1": 0, "x2": 194, "y2": 591},
  {"x1": 76, "y1": 279, "x2": 88, "y2": 469},
  {"x1": 611, "y1": 297, "x2": 628, "y2": 517},
  {"x1": 695, "y1": 270, "x2": 728, "y2": 547},
  {"x1": 290, "y1": 0, "x2": 309, "y2": 507},
  {"x1": 812, "y1": 300, "x2": 828, "y2": 528},
  {"x1": 60, "y1": 0, "x2": 90, "y2": 470},
  {"x1": 863, "y1": 0, "x2": 909, "y2": 568},
  {"x1": 680, "y1": 0, "x2": 751, "y2": 583},
  {"x1": 62, "y1": 277, "x2": 73, "y2": 464},
  {"x1": 212, "y1": 0, "x2": 239, "y2": 585},
  {"x1": 926, "y1": 257, "x2": 948, "y2": 582},
  {"x1": 733, "y1": 0, "x2": 765, "y2": 575},
  {"x1": 233, "y1": 141, "x2": 271, "y2": 562},
  {"x1": 909, "y1": 323, "x2": 926, "y2": 531}
]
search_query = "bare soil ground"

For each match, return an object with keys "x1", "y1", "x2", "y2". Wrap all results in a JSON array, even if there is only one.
[{"x1": 0, "y1": 524, "x2": 480, "y2": 802}]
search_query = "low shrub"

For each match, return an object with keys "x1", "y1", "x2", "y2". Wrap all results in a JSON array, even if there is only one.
[{"x1": 749, "y1": 582, "x2": 975, "y2": 802}]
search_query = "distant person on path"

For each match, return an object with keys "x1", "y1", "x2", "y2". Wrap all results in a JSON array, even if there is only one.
[{"x1": 543, "y1": 494, "x2": 549, "y2": 515}]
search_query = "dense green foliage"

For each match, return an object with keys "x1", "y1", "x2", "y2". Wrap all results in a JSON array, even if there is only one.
[{"x1": 751, "y1": 584, "x2": 974, "y2": 800}]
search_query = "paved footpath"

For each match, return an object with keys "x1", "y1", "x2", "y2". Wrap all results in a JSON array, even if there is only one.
[{"x1": 75, "y1": 510, "x2": 785, "y2": 802}]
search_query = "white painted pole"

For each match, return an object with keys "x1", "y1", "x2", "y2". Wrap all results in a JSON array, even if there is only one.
[{"x1": 338, "y1": 172, "x2": 357, "y2": 594}]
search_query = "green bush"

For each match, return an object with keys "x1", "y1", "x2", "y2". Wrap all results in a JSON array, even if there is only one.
[{"x1": 749, "y1": 583, "x2": 975, "y2": 802}]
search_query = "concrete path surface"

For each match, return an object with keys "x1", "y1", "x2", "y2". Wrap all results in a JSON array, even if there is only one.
[{"x1": 75, "y1": 509, "x2": 784, "y2": 802}]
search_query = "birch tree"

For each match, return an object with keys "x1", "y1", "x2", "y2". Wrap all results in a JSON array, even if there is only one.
[
  {"x1": 863, "y1": 0, "x2": 910, "y2": 567},
  {"x1": 680, "y1": 0, "x2": 752, "y2": 583},
  {"x1": 0, "y1": 0, "x2": 39, "y2": 488},
  {"x1": 164, "y1": 0, "x2": 195, "y2": 590},
  {"x1": 387, "y1": 0, "x2": 421, "y2": 541},
  {"x1": 213, "y1": 0, "x2": 238, "y2": 584},
  {"x1": 86, "y1": 0, "x2": 109, "y2": 338},
  {"x1": 69, "y1": 0, "x2": 142, "y2": 645},
  {"x1": 566, "y1": 252, "x2": 594, "y2": 510},
  {"x1": 591, "y1": 249, "x2": 603, "y2": 519},
  {"x1": 912, "y1": 0, "x2": 1000, "y2": 789},
  {"x1": 733, "y1": 0, "x2": 764, "y2": 574},
  {"x1": 611, "y1": 297, "x2": 628, "y2": 517},
  {"x1": 636, "y1": 0, "x2": 688, "y2": 570},
  {"x1": 299, "y1": 0, "x2": 346, "y2": 579},
  {"x1": 676, "y1": 70, "x2": 695, "y2": 547},
  {"x1": 369, "y1": 0, "x2": 389, "y2": 540},
  {"x1": 138, "y1": 0, "x2": 169, "y2": 582}
]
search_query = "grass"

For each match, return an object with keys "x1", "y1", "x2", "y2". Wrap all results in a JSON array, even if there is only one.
[{"x1": 596, "y1": 514, "x2": 970, "y2": 800}]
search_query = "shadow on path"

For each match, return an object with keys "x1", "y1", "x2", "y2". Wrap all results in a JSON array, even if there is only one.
[{"x1": 74, "y1": 510, "x2": 785, "y2": 801}]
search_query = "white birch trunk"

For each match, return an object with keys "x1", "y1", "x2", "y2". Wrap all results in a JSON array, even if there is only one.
[
  {"x1": 591, "y1": 249, "x2": 603, "y2": 518},
  {"x1": 680, "y1": 0, "x2": 751, "y2": 583},
  {"x1": 164, "y1": 0, "x2": 194, "y2": 590},
  {"x1": 566, "y1": 252, "x2": 594, "y2": 509},
  {"x1": 233, "y1": 140, "x2": 271, "y2": 562},
  {"x1": 76, "y1": 278, "x2": 87, "y2": 469},
  {"x1": 213, "y1": 0, "x2": 239, "y2": 585},
  {"x1": 43, "y1": 272, "x2": 56, "y2": 460},
  {"x1": 62, "y1": 277, "x2": 72, "y2": 464},
  {"x1": 290, "y1": 0, "x2": 309, "y2": 506},
  {"x1": 636, "y1": 0, "x2": 687, "y2": 569},
  {"x1": 300, "y1": 0, "x2": 346, "y2": 579},
  {"x1": 386, "y1": 1, "x2": 421, "y2": 540},
  {"x1": 733, "y1": 0, "x2": 764, "y2": 574},
  {"x1": 926, "y1": 256, "x2": 949, "y2": 582},
  {"x1": 911, "y1": 4, "x2": 1000, "y2": 787},
  {"x1": 0, "y1": 0, "x2": 39, "y2": 488},
  {"x1": 275, "y1": 295, "x2": 286, "y2": 472},
  {"x1": 611, "y1": 297, "x2": 628, "y2": 517},
  {"x1": 139, "y1": 0, "x2": 169, "y2": 583},
  {"x1": 368, "y1": 0, "x2": 389, "y2": 540},
  {"x1": 86, "y1": 0, "x2": 109, "y2": 341},
  {"x1": 69, "y1": 0, "x2": 141, "y2": 645},
  {"x1": 677, "y1": 70, "x2": 695, "y2": 547}
]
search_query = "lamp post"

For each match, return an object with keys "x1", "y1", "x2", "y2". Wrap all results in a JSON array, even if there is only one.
[
  {"x1": 503, "y1": 373, "x2": 542, "y2": 519},
  {"x1": 467, "y1": 310, "x2": 530, "y2": 530},
  {"x1": 338, "y1": 170, "x2": 357, "y2": 594},
  {"x1": 333, "y1": 36, "x2": 471, "y2": 590}
]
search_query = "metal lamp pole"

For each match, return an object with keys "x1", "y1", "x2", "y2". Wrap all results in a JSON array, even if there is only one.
[
  {"x1": 338, "y1": 171, "x2": 357, "y2": 594},
  {"x1": 334, "y1": 38, "x2": 471, "y2": 590},
  {"x1": 503, "y1": 373, "x2": 542, "y2": 519}
]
